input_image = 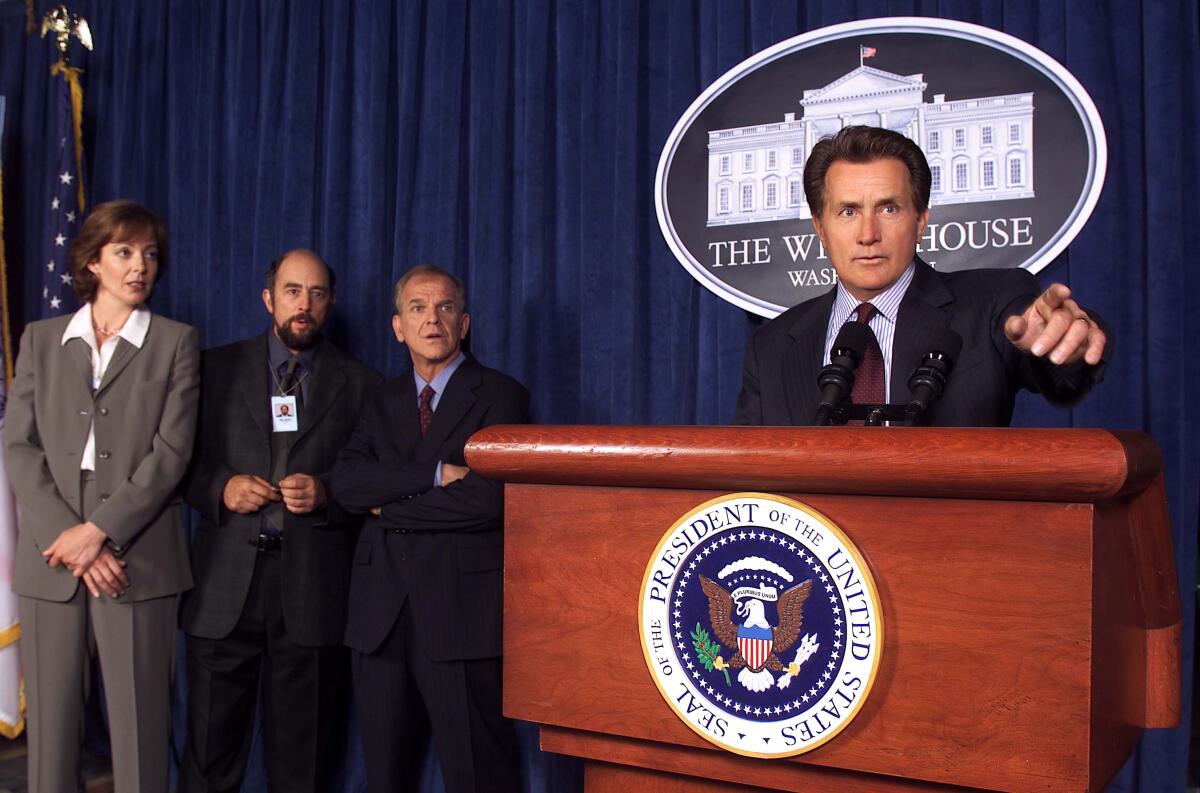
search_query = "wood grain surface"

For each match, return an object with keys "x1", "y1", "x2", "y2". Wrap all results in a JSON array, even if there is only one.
[
  {"x1": 467, "y1": 425, "x2": 1159, "y2": 501},
  {"x1": 487, "y1": 428, "x2": 1180, "y2": 792},
  {"x1": 558, "y1": 729, "x2": 979, "y2": 793}
]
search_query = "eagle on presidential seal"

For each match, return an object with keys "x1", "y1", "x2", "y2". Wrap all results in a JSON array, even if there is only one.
[{"x1": 699, "y1": 574, "x2": 817, "y2": 693}]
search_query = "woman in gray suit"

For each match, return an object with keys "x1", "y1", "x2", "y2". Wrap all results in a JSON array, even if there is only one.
[{"x1": 4, "y1": 200, "x2": 199, "y2": 793}]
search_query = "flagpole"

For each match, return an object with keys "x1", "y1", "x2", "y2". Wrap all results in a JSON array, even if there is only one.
[{"x1": 39, "y1": 4, "x2": 92, "y2": 319}]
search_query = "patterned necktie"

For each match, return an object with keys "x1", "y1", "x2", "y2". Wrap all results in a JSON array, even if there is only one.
[
  {"x1": 850, "y1": 303, "x2": 885, "y2": 417},
  {"x1": 418, "y1": 384, "x2": 435, "y2": 437},
  {"x1": 265, "y1": 359, "x2": 302, "y2": 535}
]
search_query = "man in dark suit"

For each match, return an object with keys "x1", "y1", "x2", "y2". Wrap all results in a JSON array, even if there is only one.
[
  {"x1": 734, "y1": 125, "x2": 1109, "y2": 427},
  {"x1": 333, "y1": 264, "x2": 529, "y2": 793},
  {"x1": 180, "y1": 250, "x2": 381, "y2": 792}
]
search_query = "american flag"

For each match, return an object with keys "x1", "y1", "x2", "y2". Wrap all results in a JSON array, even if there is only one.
[
  {"x1": 41, "y1": 63, "x2": 85, "y2": 318},
  {"x1": 860, "y1": 45, "x2": 877, "y2": 60}
]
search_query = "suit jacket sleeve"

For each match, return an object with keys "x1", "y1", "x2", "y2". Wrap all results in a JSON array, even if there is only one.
[
  {"x1": 314, "y1": 470, "x2": 346, "y2": 526},
  {"x1": 332, "y1": 385, "x2": 441, "y2": 511},
  {"x1": 3, "y1": 325, "x2": 84, "y2": 547},
  {"x1": 994, "y1": 269, "x2": 1111, "y2": 405},
  {"x1": 309, "y1": 368, "x2": 384, "y2": 527},
  {"x1": 183, "y1": 376, "x2": 235, "y2": 520},
  {"x1": 733, "y1": 331, "x2": 765, "y2": 425},
  {"x1": 89, "y1": 325, "x2": 200, "y2": 548},
  {"x1": 183, "y1": 343, "x2": 272, "y2": 525},
  {"x1": 375, "y1": 379, "x2": 529, "y2": 532}
]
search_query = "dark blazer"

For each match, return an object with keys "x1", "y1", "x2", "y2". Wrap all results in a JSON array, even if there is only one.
[
  {"x1": 333, "y1": 355, "x2": 530, "y2": 661},
  {"x1": 4, "y1": 312, "x2": 199, "y2": 602},
  {"x1": 734, "y1": 262, "x2": 1108, "y2": 427},
  {"x1": 180, "y1": 333, "x2": 381, "y2": 647}
]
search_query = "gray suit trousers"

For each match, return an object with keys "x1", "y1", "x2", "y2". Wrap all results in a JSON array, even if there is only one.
[{"x1": 18, "y1": 474, "x2": 176, "y2": 793}]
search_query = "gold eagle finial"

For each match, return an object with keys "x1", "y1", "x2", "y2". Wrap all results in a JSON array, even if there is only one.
[{"x1": 40, "y1": 5, "x2": 93, "y2": 65}]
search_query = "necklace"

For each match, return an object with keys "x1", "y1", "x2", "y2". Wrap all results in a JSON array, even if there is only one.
[{"x1": 93, "y1": 317, "x2": 127, "y2": 337}]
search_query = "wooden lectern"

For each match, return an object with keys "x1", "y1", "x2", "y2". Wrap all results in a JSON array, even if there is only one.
[{"x1": 466, "y1": 426, "x2": 1181, "y2": 793}]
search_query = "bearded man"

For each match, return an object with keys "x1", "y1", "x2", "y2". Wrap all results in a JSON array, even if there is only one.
[{"x1": 180, "y1": 249, "x2": 381, "y2": 792}]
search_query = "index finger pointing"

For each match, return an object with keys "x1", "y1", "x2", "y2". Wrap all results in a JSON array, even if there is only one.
[{"x1": 1036, "y1": 282, "x2": 1072, "y2": 313}]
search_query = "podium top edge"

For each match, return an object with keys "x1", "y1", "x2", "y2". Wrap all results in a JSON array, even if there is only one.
[{"x1": 465, "y1": 425, "x2": 1161, "y2": 503}]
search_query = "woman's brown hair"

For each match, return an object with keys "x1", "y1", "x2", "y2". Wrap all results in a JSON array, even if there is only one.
[{"x1": 68, "y1": 200, "x2": 167, "y2": 303}]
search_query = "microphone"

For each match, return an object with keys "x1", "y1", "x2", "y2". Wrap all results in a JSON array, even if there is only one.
[
  {"x1": 904, "y1": 329, "x2": 963, "y2": 424},
  {"x1": 814, "y1": 322, "x2": 872, "y2": 425}
]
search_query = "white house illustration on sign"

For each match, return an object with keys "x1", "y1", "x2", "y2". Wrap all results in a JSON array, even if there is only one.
[{"x1": 706, "y1": 56, "x2": 1035, "y2": 227}]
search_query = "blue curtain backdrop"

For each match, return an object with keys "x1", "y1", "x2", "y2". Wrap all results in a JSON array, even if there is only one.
[{"x1": 1, "y1": 1, "x2": 1196, "y2": 791}]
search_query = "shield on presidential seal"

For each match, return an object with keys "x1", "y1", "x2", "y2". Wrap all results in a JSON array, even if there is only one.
[{"x1": 737, "y1": 625, "x2": 772, "y2": 672}]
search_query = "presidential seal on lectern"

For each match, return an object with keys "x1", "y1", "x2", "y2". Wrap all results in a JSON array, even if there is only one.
[{"x1": 639, "y1": 493, "x2": 882, "y2": 757}]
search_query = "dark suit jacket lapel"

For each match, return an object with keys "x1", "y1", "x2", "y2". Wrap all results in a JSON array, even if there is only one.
[
  {"x1": 783, "y1": 290, "x2": 835, "y2": 424},
  {"x1": 891, "y1": 261, "x2": 955, "y2": 399},
  {"x1": 238, "y1": 334, "x2": 272, "y2": 439},
  {"x1": 420, "y1": 356, "x2": 481, "y2": 456},
  {"x1": 293, "y1": 340, "x2": 347, "y2": 447}
]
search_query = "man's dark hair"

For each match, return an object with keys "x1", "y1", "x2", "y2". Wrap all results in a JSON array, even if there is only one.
[
  {"x1": 264, "y1": 249, "x2": 336, "y2": 295},
  {"x1": 69, "y1": 200, "x2": 168, "y2": 303},
  {"x1": 392, "y1": 264, "x2": 467, "y2": 314},
  {"x1": 803, "y1": 126, "x2": 932, "y2": 217}
]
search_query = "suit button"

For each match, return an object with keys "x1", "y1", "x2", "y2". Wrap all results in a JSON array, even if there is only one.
[
  {"x1": 98, "y1": 451, "x2": 111, "y2": 460},
  {"x1": 99, "y1": 494, "x2": 109, "y2": 501},
  {"x1": 78, "y1": 410, "x2": 89, "y2": 416},
  {"x1": 98, "y1": 407, "x2": 109, "y2": 416}
]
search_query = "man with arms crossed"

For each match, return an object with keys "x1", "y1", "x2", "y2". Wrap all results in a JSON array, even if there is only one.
[
  {"x1": 180, "y1": 250, "x2": 381, "y2": 792},
  {"x1": 734, "y1": 125, "x2": 1109, "y2": 427},
  {"x1": 334, "y1": 265, "x2": 529, "y2": 792}
]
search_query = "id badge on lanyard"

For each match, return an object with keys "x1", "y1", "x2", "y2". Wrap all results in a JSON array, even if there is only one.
[{"x1": 271, "y1": 395, "x2": 299, "y2": 432}]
